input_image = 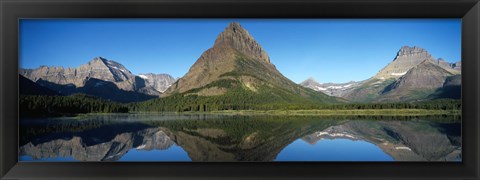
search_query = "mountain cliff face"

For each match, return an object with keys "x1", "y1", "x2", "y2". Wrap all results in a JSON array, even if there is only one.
[
  {"x1": 374, "y1": 46, "x2": 435, "y2": 80},
  {"x1": 19, "y1": 57, "x2": 176, "y2": 102},
  {"x1": 138, "y1": 73, "x2": 176, "y2": 93},
  {"x1": 214, "y1": 22, "x2": 270, "y2": 63},
  {"x1": 164, "y1": 22, "x2": 340, "y2": 104},
  {"x1": 21, "y1": 57, "x2": 138, "y2": 91},
  {"x1": 433, "y1": 58, "x2": 461, "y2": 74}
]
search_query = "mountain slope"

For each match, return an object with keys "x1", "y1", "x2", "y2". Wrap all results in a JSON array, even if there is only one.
[
  {"x1": 138, "y1": 73, "x2": 176, "y2": 93},
  {"x1": 374, "y1": 46, "x2": 460, "y2": 80},
  {"x1": 19, "y1": 75, "x2": 59, "y2": 96},
  {"x1": 342, "y1": 46, "x2": 461, "y2": 102},
  {"x1": 32, "y1": 78, "x2": 157, "y2": 103},
  {"x1": 19, "y1": 57, "x2": 170, "y2": 102},
  {"x1": 20, "y1": 57, "x2": 161, "y2": 96},
  {"x1": 164, "y1": 22, "x2": 339, "y2": 103},
  {"x1": 377, "y1": 60, "x2": 454, "y2": 102},
  {"x1": 144, "y1": 22, "x2": 341, "y2": 111},
  {"x1": 428, "y1": 74, "x2": 461, "y2": 99},
  {"x1": 164, "y1": 22, "x2": 279, "y2": 95}
]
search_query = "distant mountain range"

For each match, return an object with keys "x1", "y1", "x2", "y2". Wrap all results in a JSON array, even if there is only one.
[
  {"x1": 20, "y1": 57, "x2": 176, "y2": 102},
  {"x1": 300, "y1": 46, "x2": 461, "y2": 102},
  {"x1": 20, "y1": 22, "x2": 461, "y2": 104},
  {"x1": 300, "y1": 78, "x2": 361, "y2": 97}
]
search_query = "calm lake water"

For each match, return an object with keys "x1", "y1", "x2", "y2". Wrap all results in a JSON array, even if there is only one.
[{"x1": 19, "y1": 113, "x2": 461, "y2": 162}]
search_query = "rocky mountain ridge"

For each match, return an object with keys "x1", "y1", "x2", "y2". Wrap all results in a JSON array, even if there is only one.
[
  {"x1": 20, "y1": 57, "x2": 176, "y2": 102},
  {"x1": 21, "y1": 24, "x2": 460, "y2": 104},
  {"x1": 300, "y1": 78, "x2": 361, "y2": 97},
  {"x1": 214, "y1": 22, "x2": 271, "y2": 63},
  {"x1": 301, "y1": 46, "x2": 461, "y2": 102},
  {"x1": 138, "y1": 73, "x2": 177, "y2": 93},
  {"x1": 374, "y1": 46, "x2": 460, "y2": 80}
]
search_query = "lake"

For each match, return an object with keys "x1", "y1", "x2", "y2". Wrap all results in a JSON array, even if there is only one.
[{"x1": 19, "y1": 113, "x2": 461, "y2": 162}]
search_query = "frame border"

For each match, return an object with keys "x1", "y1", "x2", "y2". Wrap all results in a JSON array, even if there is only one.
[{"x1": 1, "y1": 0, "x2": 479, "y2": 179}]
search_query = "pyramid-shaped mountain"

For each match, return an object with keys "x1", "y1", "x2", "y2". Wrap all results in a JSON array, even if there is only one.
[
  {"x1": 377, "y1": 60, "x2": 455, "y2": 101},
  {"x1": 164, "y1": 22, "x2": 340, "y2": 105},
  {"x1": 342, "y1": 46, "x2": 461, "y2": 102},
  {"x1": 374, "y1": 46, "x2": 460, "y2": 80}
]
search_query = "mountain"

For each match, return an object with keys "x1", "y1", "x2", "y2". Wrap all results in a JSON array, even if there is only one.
[
  {"x1": 20, "y1": 57, "x2": 169, "y2": 102},
  {"x1": 300, "y1": 78, "x2": 361, "y2": 97},
  {"x1": 433, "y1": 58, "x2": 461, "y2": 74},
  {"x1": 19, "y1": 74, "x2": 58, "y2": 96},
  {"x1": 374, "y1": 46, "x2": 459, "y2": 80},
  {"x1": 301, "y1": 120, "x2": 461, "y2": 161},
  {"x1": 138, "y1": 73, "x2": 176, "y2": 93},
  {"x1": 20, "y1": 116, "x2": 460, "y2": 161},
  {"x1": 21, "y1": 57, "x2": 136, "y2": 91},
  {"x1": 428, "y1": 74, "x2": 461, "y2": 99},
  {"x1": 20, "y1": 125, "x2": 175, "y2": 161},
  {"x1": 341, "y1": 46, "x2": 461, "y2": 102},
  {"x1": 378, "y1": 60, "x2": 454, "y2": 101},
  {"x1": 162, "y1": 22, "x2": 340, "y2": 105}
]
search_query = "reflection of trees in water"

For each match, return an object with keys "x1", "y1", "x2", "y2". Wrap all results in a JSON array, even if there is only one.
[{"x1": 19, "y1": 115, "x2": 460, "y2": 161}]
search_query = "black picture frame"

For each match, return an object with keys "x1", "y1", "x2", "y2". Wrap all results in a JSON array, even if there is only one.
[{"x1": 1, "y1": 0, "x2": 479, "y2": 179}]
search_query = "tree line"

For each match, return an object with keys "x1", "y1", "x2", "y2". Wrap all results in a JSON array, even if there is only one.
[
  {"x1": 20, "y1": 92, "x2": 461, "y2": 117},
  {"x1": 131, "y1": 92, "x2": 461, "y2": 112},
  {"x1": 20, "y1": 94, "x2": 129, "y2": 117}
]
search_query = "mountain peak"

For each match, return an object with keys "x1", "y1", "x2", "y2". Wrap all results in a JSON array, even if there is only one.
[
  {"x1": 302, "y1": 77, "x2": 319, "y2": 84},
  {"x1": 214, "y1": 22, "x2": 270, "y2": 63},
  {"x1": 88, "y1": 57, "x2": 111, "y2": 67},
  {"x1": 374, "y1": 45, "x2": 435, "y2": 79},
  {"x1": 227, "y1": 22, "x2": 243, "y2": 31},
  {"x1": 92, "y1": 56, "x2": 107, "y2": 62},
  {"x1": 88, "y1": 57, "x2": 107, "y2": 66},
  {"x1": 396, "y1": 46, "x2": 429, "y2": 57}
]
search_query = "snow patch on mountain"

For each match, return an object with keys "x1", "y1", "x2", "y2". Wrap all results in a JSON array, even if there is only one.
[
  {"x1": 138, "y1": 75, "x2": 148, "y2": 79},
  {"x1": 391, "y1": 72, "x2": 407, "y2": 76},
  {"x1": 300, "y1": 78, "x2": 361, "y2": 97}
]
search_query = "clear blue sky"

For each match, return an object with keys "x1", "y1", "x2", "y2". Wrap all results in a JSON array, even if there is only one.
[{"x1": 20, "y1": 19, "x2": 461, "y2": 83}]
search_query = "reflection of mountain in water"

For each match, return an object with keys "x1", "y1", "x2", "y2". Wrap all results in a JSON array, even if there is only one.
[
  {"x1": 20, "y1": 115, "x2": 461, "y2": 162},
  {"x1": 20, "y1": 124, "x2": 175, "y2": 161},
  {"x1": 301, "y1": 120, "x2": 461, "y2": 161}
]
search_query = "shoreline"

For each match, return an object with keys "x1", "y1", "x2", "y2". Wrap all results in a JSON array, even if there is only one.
[
  {"x1": 132, "y1": 109, "x2": 460, "y2": 116},
  {"x1": 206, "y1": 109, "x2": 460, "y2": 116},
  {"x1": 22, "y1": 109, "x2": 461, "y2": 119}
]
